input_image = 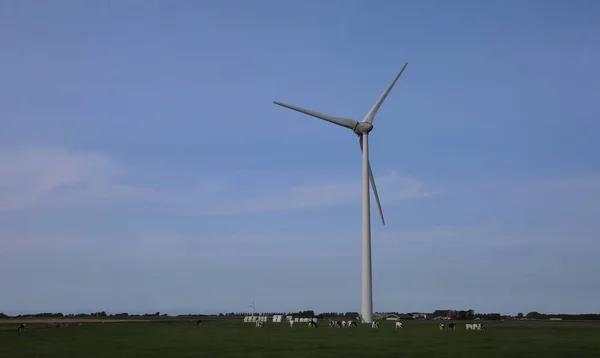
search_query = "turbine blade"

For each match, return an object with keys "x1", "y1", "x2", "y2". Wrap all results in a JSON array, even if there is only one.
[
  {"x1": 359, "y1": 136, "x2": 385, "y2": 225},
  {"x1": 273, "y1": 101, "x2": 359, "y2": 130},
  {"x1": 369, "y1": 164, "x2": 385, "y2": 225},
  {"x1": 362, "y1": 62, "x2": 407, "y2": 125}
]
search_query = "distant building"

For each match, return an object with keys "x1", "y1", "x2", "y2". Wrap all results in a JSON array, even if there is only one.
[
  {"x1": 374, "y1": 313, "x2": 412, "y2": 321},
  {"x1": 412, "y1": 313, "x2": 428, "y2": 320},
  {"x1": 431, "y1": 310, "x2": 455, "y2": 320}
]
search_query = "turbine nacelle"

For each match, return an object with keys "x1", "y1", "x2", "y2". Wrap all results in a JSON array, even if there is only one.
[{"x1": 353, "y1": 122, "x2": 373, "y2": 135}]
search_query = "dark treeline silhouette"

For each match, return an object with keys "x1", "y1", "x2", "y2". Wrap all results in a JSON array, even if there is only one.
[
  {"x1": 453, "y1": 310, "x2": 475, "y2": 320},
  {"x1": 2, "y1": 311, "x2": 599, "y2": 320},
  {"x1": 2, "y1": 311, "x2": 167, "y2": 319},
  {"x1": 522, "y1": 311, "x2": 600, "y2": 320},
  {"x1": 212, "y1": 310, "x2": 361, "y2": 318},
  {"x1": 317, "y1": 312, "x2": 360, "y2": 318}
]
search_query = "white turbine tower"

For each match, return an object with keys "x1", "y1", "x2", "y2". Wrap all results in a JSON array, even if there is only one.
[
  {"x1": 249, "y1": 301, "x2": 255, "y2": 318},
  {"x1": 273, "y1": 63, "x2": 407, "y2": 324}
]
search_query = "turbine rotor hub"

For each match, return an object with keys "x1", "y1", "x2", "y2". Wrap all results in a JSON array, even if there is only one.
[{"x1": 353, "y1": 122, "x2": 373, "y2": 135}]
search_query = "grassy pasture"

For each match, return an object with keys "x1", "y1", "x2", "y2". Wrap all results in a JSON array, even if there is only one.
[{"x1": 2, "y1": 318, "x2": 599, "y2": 357}]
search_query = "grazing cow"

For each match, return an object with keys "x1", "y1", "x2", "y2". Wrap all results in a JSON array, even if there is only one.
[
  {"x1": 255, "y1": 321, "x2": 264, "y2": 328},
  {"x1": 196, "y1": 320, "x2": 202, "y2": 326},
  {"x1": 17, "y1": 324, "x2": 26, "y2": 332},
  {"x1": 466, "y1": 323, "x2": 483, "y2": 331},
  {"x1": 371, "y1": 321, "x2": 379, "y2": 329},
  {"x1": 439, "y1": 323, "x2": 445, "y2": 330},
  {"x1": 308, "y1": 321, "x2": 318, "y2": 328},
  {"x1": 328, "y1": 320, "x2": 334, "y2": 328},
  {"x1": 341, "y1": 321, "x2": 347, "y2": 328},
  {"x1": 395, "y1": 322, "x2": 403, "y2": 329},
  {"x1": 334, "y1": 320, "x2": 342, "y2": 328},
  {"x1": 448, "y1": 322, "x2": 456, "y2": 330},
  {"x1": 348, "y1": 320, "x2": 357, "y2": 328}
]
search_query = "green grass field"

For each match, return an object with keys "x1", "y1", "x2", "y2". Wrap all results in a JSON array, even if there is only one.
[{"x1": 2, "y1": 318, "x2": 600, "y2": 357}]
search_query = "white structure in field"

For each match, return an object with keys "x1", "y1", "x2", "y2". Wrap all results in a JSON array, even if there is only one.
[
  {"x1": 273, "y1": 63, "x2": 408, "y2": 323},
  {"x1": 244, "y1": 315, "x2": 315, "y2": 323},
  {"x1": 292, "y1": 318, "x2": 317, "y2": 323},
  {"x1": 243, "y1": 315, "x2": 268, "y2": 323},
  {"x1": 272, "y1": 315, "x2": 282, "y2": 323}
]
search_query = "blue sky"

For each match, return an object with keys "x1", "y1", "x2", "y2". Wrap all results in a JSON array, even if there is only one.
[{"x1": 1, "y1": 0, "x2": 599, "y2": 316}]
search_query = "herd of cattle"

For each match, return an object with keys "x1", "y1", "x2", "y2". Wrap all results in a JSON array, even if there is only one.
[
  {"x1": 15, "y1": 319, "x2": 487, "y2": 332},
  {"x1": 255, "y1": 319, "x2": 487, "y2": 331},
  {"x1": 16, "y1": 322, "x2": 86, "y2": 332}
]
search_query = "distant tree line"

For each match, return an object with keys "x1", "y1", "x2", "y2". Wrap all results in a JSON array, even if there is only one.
[
  {"x1": 474, "y1": 313, "x2": 502, "y2": 320},
  {"x1": 521, "y1": 312, "x2": 600, "y2": 320},
  {"x1": 216, "y1": 310, "x2": 360, "y2": 318},
  {"x1": 2, "y1": 310, "x2": 599, "y2": 320},
  {"x1": 0, "y1": 311, "x2": 168, "y2": 319},
  {"x1": 455, "y1": 310, "x2": 475, "y2": 320},
  {"x1": 316, "y1": 312, "x2": 360, "y2": 318}
]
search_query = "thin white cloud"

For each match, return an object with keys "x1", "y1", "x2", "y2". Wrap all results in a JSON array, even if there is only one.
[
  {"x1": 121, "y1": 230, "x2": 361, "y2": 261},
  {"x1": 0, "y1": 236, "x2": 74, "y2": 256},
  {"x1": 0, "y1": 144, "x2": 435, "y2": 215},
  {"x1": 122, "y1": 231, "x2": 287, "y2": 260},
  {"x1": 206, "y1": 171, "x2": 436, "y2": 215},
  {"x1": 378, "y1": 224, "x2": 599, "y2": 249},
  {"x1": 0, "y1": 144, "x2": 153, "y2": 211},
  {"x1": 0, "y1": 145, "x2": 112, "y2": 210},
  {"x1": 375, "y1": 174, "x2": 600, "y2": 250},
  {"x1": 493, "y1": 174, "x2": 600, "y2": 217},
  {"x1": 532, "y1": 174, "x2": 600, "y2": 194}
]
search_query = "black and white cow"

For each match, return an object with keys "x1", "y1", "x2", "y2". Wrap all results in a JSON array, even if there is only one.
[
  {"x1": 328, "y1": 320, "x2": 341, "y2": 328},
  {"x1": 308, "y1": 321, "x2": 318, "y2": 328},
  {"x1": 448, "y1": 322, "x2": 456, "y2": 330},
  {"x1": 17, "y1": 324, "x2": 26, "y2": 332},
  {"x1": 466, "y1": 323, "x2": 485, "y2": 330}
]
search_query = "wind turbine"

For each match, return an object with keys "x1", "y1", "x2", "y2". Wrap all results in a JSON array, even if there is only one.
[
  {"x1": 273, "y1": 63, "x2": 407, "y2": 324},
  {"x1": 249, "y1": 301, "x2": 255, "y2": 318}
]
